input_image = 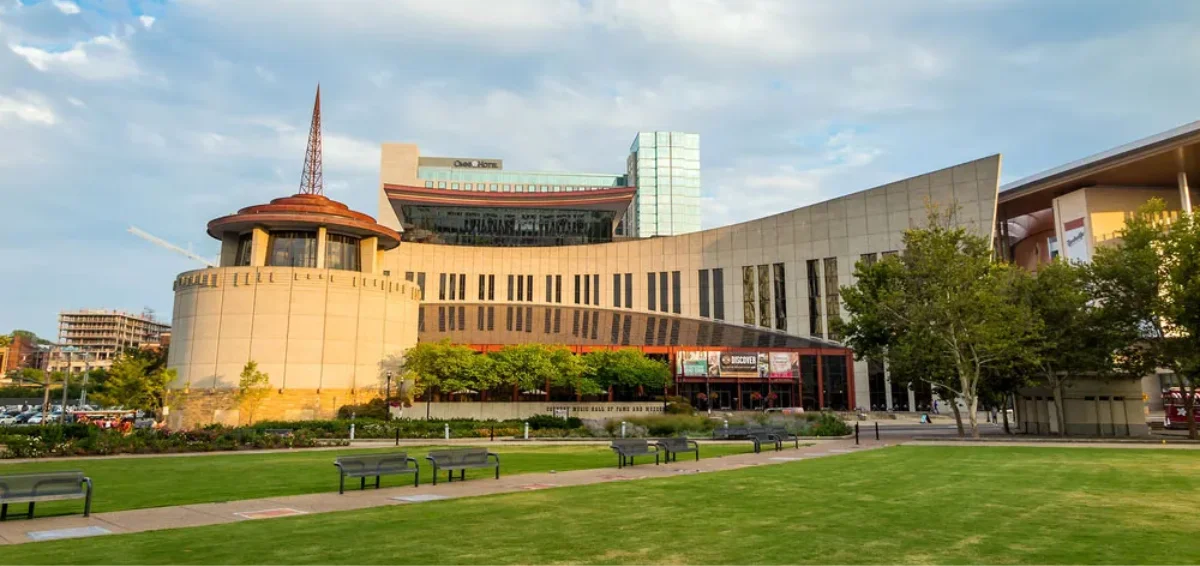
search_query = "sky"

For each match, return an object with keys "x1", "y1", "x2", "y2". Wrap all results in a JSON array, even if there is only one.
[{"x1": 1, "y1": 0, "x2": 1198, "y2": 339}]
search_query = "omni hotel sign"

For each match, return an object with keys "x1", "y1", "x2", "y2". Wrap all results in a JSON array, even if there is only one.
[{"x1": 453, "y1": 159, "x2": 501, "y2": 169}]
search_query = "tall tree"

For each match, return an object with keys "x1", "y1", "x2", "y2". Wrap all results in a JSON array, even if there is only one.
[
  {"x1": 583, "y1": 349, "x2": 671, "y2": 395},
  {"x1": 1091, "y1": 199, "x2": 1200, "y2": 438},
  {"x1": 236, "y1": 361, "x2": 272, "y2": 424},
  {"x1": 1023, "y1": 260, "x2": 1124, "y2": 435},
  {"x1": 405, "y1": 340, "x2": 493, "y2": 399},
  {"x1": 89, "y1": 353, "x2": 175, "y2": 416},
  {"x1": 839, "y1": 206, "x2": 1040, "y2": 438},
  {"x1": 489, "y1": 344, "x2": 559, "y2": 394}
]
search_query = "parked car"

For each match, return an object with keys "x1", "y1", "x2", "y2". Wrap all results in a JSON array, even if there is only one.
[{"x1": 0, "y1": 410, "x2": 22, "y2": 425}]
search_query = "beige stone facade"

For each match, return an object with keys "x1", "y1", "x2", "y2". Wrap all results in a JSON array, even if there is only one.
[
  {"x1": 383, "y1": 155, "x2": 1003, "y2": 410},
  {"x1": 167, "y1": 266, "x2": 421, "y2": 426}
]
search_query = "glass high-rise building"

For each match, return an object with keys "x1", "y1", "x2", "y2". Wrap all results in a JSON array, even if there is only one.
[{"x1": 623, "y1": 132, "x2": 702, "y2": 237}]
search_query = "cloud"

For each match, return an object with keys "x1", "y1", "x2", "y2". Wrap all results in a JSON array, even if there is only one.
[
  {"x1": 9, "y1": 34, "x2": 140, "y2": 80},
  {"x1": 139, "y1": 15, "x2": 155, "y2": 29},
  {"x1": 66, "y1": 96, "x2": 84, "y2": 107},
  {"x1": 51, "y1": 0, "x2": 79, "y2": 15},
  {"x1": 254, "y1": 65, "x2": 275, "y2": 83},
  {"x1": 0, "y1": 92, "x2": 57, "y2": 125}
]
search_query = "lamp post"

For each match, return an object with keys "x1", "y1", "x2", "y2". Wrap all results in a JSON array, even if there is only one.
[
  {"x1": 59, "y1": 348, "x2": 77, "y2": 424},
  {"x1": 385, "y1": 370, "x2": 393, "y2": 422}
]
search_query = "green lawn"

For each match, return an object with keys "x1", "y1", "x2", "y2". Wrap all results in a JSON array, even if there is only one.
[
  {"x1": 5, "y1": 446, "x2": 1199, "y2": 564},
  {"x1": 0, "y1": 443, "x2": 756, "y2": 516}
]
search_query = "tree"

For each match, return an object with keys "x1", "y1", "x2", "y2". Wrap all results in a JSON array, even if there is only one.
[
  {"x1": 583, "y1": 349, "x2": 671, "y2": 395},
  {"x1": 405, "y1": 340, "x2": 494, "y2": 400},
  {"x1": 89, "y1": 353, "x2": 175, "y2": 417},
  {"x1": 1021, "y1": 260, "x2": 1126, "y2": 435},
  {"x1": 548, "y1": 347, "x2": 600, "y2": 397},
  {"x1": 490, "y1": 344, "x2": 560, "y2": 395},
  {"x1": 839, "y1": 205, "x2": 1040, "y2": 438},
  {"x1": 236, "y1": 361, "x2": 272, "y2": 425},
  {"x1": 1091, "y1": 199, "x2": 1200, "y2": 438}
]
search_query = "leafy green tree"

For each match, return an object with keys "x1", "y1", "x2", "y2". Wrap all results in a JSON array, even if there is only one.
[
  {"x1": 583, "y1": 349, "x2": 671, "y2": 395},
  {"x1": 548, "y1": 347, "x2": 600, "y2": 397},
  {"x1": 1022, "y1": 260, "x2": 1125, "y2": 435},
  {"x1": 490, "y1": 344, "x2": 560, "y2": 394},
  {"x1": 236, "y1": 361, "x2": 272, "y2": 424},
  {"x1": 839, "y1": 206, "x2": 1040, "y2": 438},
  {"x1": 89, "y1": 353, "x2": 175, "y2": 416},
  {"x1": 406, "y1": 340, "x2": 493, "y2": 399},
  {"x1": 1091, "y1": 199, "x2": 1200, "y2": 438}
]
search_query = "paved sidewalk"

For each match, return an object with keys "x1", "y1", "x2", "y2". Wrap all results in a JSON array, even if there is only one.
[{"x1": 0, "y1": 438, "x2": 886, "y2": 545}]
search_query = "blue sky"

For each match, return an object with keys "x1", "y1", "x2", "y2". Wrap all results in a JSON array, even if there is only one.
[{"x1": 2, "y1": 0, "x2": 1198, "y2": 339}]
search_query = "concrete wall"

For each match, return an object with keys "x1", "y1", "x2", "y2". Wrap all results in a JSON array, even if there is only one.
[
  {"x1": 168, "y1": 266, "x2": 421, "y2": 410},
  {"x1": 1017, "y1": 379, "x2": 1149, "y2": 437},
  {"x1": 382, "y1": 155, "x2": 1003, "y2": 411}
]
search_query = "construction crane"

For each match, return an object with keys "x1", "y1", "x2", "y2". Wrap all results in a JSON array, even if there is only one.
[{"x1": 127, "y1": 226, "x2": 217, "y2": 267}]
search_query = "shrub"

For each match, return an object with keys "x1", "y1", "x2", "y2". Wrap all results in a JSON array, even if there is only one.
[
  {"x1": 808, "y1": 412, "x2": 853, "y2": 436},
  {"x1": 337, "y1": 398, "x2": 389, "y2": 420},
  {"x1": 663, "y1": 396, "x2": 694, "y2": 415},
  {"x1": 525, "y1": 414, "x2": 584, "y2": 430},
  {"x1": 625, "y1": 414, "x2": 715, "y2": 437}
]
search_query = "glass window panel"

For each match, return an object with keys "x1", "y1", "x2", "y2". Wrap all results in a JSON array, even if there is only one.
[{"x1": 266, "y1": 231, "x2": 317, "y2": 268}]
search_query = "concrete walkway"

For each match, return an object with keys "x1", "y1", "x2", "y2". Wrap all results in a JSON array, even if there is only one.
[{"x1": 0, "y1": 438, "x2": 884, "y2": 545}]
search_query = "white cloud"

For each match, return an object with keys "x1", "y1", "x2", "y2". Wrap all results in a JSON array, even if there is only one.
[
  {"x1": 139, "y1": 15, "x2": 156, "y2": 29},
  {"x1": 66, "y1": 96, "x2": 85, "y2": 107},
  {"x1": 0, "y1": 92, "x2": 57, "y2": 125},
  {"x1": 9, "y1": 34, "x2": 140, "y2": 80},
  {"x1": 51, "y1": 0, "x2": 79, "y2": 15},
  {"x1": 254, "y1": 65, "x2": 275, "y2": 83}
]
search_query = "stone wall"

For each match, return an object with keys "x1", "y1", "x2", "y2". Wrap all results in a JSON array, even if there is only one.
[
  {"x1": 167, "y1": 387, "x2": 374, "y2": 429},
  {"x1": 1017, "y1": 379, "x2": 1149, "y2": 437}
]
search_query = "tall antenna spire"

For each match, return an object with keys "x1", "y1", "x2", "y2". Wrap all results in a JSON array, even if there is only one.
[{"x1": 299, "y1": 84, "x2": 324, "y2": 195}]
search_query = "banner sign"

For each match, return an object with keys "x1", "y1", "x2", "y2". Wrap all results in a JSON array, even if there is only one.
[
  {"x1": 767, "y1": 352, "x2": 799, "y2": 379},
  {"x1": 719, "y1": 352, "x2": 759, "y2": 378},
  {"x1": 1062, "y1": 217, "x2": 1090, "y2": 263},
  {"x1": 677, "y1": 351, "x2": 800, "y2": 379},
  {"x1": 677, "y1": 351, "x2": 709, "y2": 377}
]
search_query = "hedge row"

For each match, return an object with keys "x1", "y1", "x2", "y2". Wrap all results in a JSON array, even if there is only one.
[{"x1": 0, "y1": 425, "x2": 341, "y2": 459}]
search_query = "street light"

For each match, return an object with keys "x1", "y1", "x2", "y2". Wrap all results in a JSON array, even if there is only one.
[{"x1": 385, "y1": 370, "x2": 393, "y2": 422}]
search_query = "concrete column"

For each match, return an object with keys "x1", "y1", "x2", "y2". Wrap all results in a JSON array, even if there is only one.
[
  {"x1": 360, "y1": 237, "x2": 379, "y2": 274},
  {"x1": 218, "y1": 233, "x2": 240, "y2": 267},
  {"x1": 316, "y1": 227, "x2": 327, "y2": 269},
  {"x1": 251, "y1": 227, "x2": 270, "y2": 266},
  {"x1": 1179, "y1": 172, "x2": 1193, "y2": 215}
]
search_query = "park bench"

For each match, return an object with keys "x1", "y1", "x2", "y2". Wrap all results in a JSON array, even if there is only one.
[
  {"x1": 425, "y1": 448, "x2": 500, "y2": 485},
  {"x1": 766, "y1": 426, "x2": 800, "y2": 449},
  {"x1": 747, "y1": 429, "x2": 782, "y2": 453},
  {"x1": 610, "y1": 439, "x2": 660, "y2": 468},
  {"x1": 656, "y1": 437, "x2": 700, "y2": 462},
  {"x1": 711, "y1": 426, "x2": 750, "y2": 440},
  {"x1": 0, "y1": 471, "x2": 92, "y2": 520},
  {"x1": 333, "y1": 453, "x2": 419, "y2": 494}
]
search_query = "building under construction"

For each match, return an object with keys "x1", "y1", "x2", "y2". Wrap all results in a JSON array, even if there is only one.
[{"x1": 52, "y1": 310, "x2": 170, "y2": 373}]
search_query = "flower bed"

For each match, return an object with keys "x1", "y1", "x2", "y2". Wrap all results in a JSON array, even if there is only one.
[{"x1": 0, "y1": 425, "x2": 342, "y2": 459}]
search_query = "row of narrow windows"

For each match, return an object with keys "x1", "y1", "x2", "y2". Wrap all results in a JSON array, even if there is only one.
[{"x1": 406, "y1": 252, "x2": 897, "y2": 336}]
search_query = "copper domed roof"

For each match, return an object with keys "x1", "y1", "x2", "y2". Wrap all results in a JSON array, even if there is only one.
[{"x1": 207, "y1": 193, "x2": 402, "y2": 250}]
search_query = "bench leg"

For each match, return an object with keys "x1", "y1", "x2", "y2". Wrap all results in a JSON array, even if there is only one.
[
  {"x1": 695, "y1": 450, "x2": 700, "y2": 461},
  {"x1": 360, "y1": 477, "x2": 366, "y2": 491},
  {"x1": 339, "y1": 474, "x2": 345, "y2": 495},
  {"x1": 495, "y1": 466, "x2": 500, "y2": 480},
  {"x1": 413, "y1": 472, "x2": 419, "y2": 488},
  {"x1": 432, "y1": 468, "x2": 438, "y2": 486},
  {"x1": 655, "y1": 454, "x2": 660, "y2": 465},
  {"x1": 375, "y1": 476, "x2": 381, "y2": 489},
  {"x1": 27, "y1": 502, "x2": 34, "y2": 520},
  {"x1": 2, "y1": 503, "x2": 7, "y2": 521},
  {"x1": 447, "y1": 471, "x2": 453, "y2": 483},
  {"x1": 460, "y1": 470, "x2": 465, "y2": 481}
]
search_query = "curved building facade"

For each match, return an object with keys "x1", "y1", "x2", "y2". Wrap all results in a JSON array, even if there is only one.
[
  {"x1": 168, "y1": 103, "x2": 423, "y2": 427},
  {"x1": 381, "y1": 152, "x2": 1003, "y2": 413}
]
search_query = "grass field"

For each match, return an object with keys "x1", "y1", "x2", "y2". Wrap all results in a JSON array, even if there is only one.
[
  {"x1": 6, "y1": 445, "x2": 1198, "y2": 564},
  {"x1": 0, "y1": 443, "x2": 757, "y2": 516}
]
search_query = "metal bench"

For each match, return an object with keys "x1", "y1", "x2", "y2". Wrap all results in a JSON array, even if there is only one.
[
  {"x1": 746, "y1": 429, "x2": 782, "y2": 453},
  {"x1": 712, "y1": 426, "x2": 750, "y2": 440},
  {"x1": 0, "y1": 471, "x2": 92, "y2": 520},
  {"x1": 656, "y1": 437, "x2": 700, "y2": 462},
  {"x1": 767, "y1": 426, "x2": 800, "y2": 449},
  {"x1": 333, "y1": 453, "x2": 419, "y2": 494},
  {"x1": 610, "y1": 439, "x2": 660, "y2": 468},
  {"x1": 426, "y1": 448, "x2": 500, "y2": 485}
]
